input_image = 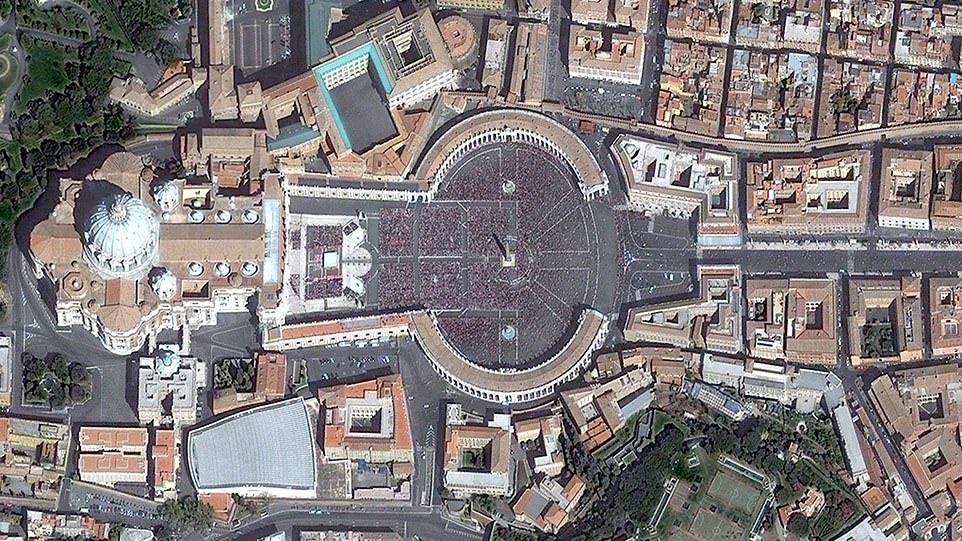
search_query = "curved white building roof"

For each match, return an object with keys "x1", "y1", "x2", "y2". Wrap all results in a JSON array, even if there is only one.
[
  {"x1": 187, "y1": 397, "x2": 318, "y2": 496},
  {"x1": 149, "y1": 267, "x2": 177, "y2": 300},
  {"x1": 82, "y1": 192, "x2": 159, "y2": 278},
  {"x1": 152, "y1": 181, "x2": 179, "y2": 212}
]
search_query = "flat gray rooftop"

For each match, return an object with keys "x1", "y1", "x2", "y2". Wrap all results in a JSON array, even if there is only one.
[
  {"x1": 330, "y1": 71, "x2": 398, "y2": 152},
  {"x1": 187, "y1": 397, "x2": 317, "y2": 492}
]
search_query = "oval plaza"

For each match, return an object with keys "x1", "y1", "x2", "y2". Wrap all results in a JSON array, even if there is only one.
[{"x1": 263, "y1": 107, "x2": 613, "y2": 404}]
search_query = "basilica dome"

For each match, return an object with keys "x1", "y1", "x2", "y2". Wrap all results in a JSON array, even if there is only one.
[{"x1": 82, "y1": 192, "x2": 160, "y2": 278}]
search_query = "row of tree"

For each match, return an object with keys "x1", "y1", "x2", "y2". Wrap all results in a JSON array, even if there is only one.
[{"x1": 115, "y1": 0, "x2": 191, "y2": 65}]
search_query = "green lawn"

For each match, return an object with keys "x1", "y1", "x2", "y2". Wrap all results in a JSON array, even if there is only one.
[
  {"x1": 16, "y1": 41, "x2": 69, "y2": 111},
  {"x1": 653, "y1": 410, "x2": 690, "y2": 437},
  {"x1": 0, "y1": 34, "x2": 18, "y2": 98},
  {"x1": 657, "y1": 454, "x2": 769, "y2": 541},
  {"x1": 690, "y1": 508, "x2": 743, "y2": 541}
]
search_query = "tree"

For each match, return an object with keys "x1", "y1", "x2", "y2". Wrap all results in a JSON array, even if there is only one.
[
  {"x1": 787, "y1": 514, "x2": 810, "y2": 536},
  {"x1": 69, "y1": 384, "x2": 90, "y2": 404},
  {"x1": 158, "y1": 496, "x2": 213, "y2": 538},
  {"x1": 830, "y1": 86, "x2": 859, "y2": 115},
  {"x1": 70, "y1": 363, "x2": 92, "y2": 386}
]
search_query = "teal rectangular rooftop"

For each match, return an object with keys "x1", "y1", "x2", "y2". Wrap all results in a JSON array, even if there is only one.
[
  {"x1": 267, "y1": 123, "x2": 323, "y2": 152},
  {"x1": 311, "y1": 41, "x2": 395, "y2": 150}
]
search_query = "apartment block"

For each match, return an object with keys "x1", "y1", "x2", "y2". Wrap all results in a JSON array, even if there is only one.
[
  {"x1": 826, "y1": 0, "x2": 894, "y2": 61},
  {"x1": 561, "y1": 367, "x2": 654, "y2": 450},
  {"x1": 443, "y1": 407, "x2": 513, "y2": 497},
  {"x1": 26, "y1": 511, "x2": 106, "y2": 541},
  {"x1": 612, "y1": 135, "x2": 739, "y2": 241},
  {"x1": 77, "y1": 426, "x2": 149, "y2": 487},
  {"x1": 0, "y1": 336, "x2": 10, "y2": 407},
  {"x1": 869, "y1": 366, "x2": 962, "y2": 516},
  {"x1": 567, "y1": 25, "x2": 644, "y2": 84},
  {"x1": 622, "y1": 346, "x2": 690, "y2": 386},
  {"x1": 571, "y1": 0, "x2": 649, "y2": 28},
  {"x1": 684, "y1": 380, "x2": 750, "y2": 420},
  {"x1": 513, "y1": 411, "x2": 565, "y2": 477},
  {"x1": 745, "y1": 278, "x2": 838, "y2": 364},
  {"x1": 745, "y1": 150, "x2": 870, "y2": 234},
  {"x1": 894, "y1": 3, "x2": 961, "y2": 68},
  {"x1": 847, "y1": 278, "x2": 924, "y2": 365},
  {"x1": 0, "y1": 416, "x2": 70, "y2": 501},
  {"x1": 929, "y1": 277, "x2": 962, "y2": 357},
  {"x1": 512, "y1": 475, "x2": 586, "y2": 534},
  {"x1": 152, "y1": 429, "x2": 176, "y2": 500},
  {"x1": 700, "y1": 353, "x2": 841, "y2": 413},
  {"x1": 734, "y1": 0, "x2": 822, "y2": 51},
  {"x1": 878, "y1": 148, "x2": 933, "y2": 230},
  {"x1": 888, "y1": 70, "x2": 962, "y2": 126},
  {"x1": 723, "y1": 50, "x2": 817, "y2": 142},
  {"x1": 208, "y1": 64, "x2": 239, "y2": 121},
  {"x1": 656, "y1": 40, "x2": 727, "y2": 136},
  {"x1": 932, "y1": 145, "x2": 962, "y2": 231},
  {"x1": 436, "y1": 0, "x2": 505, "y2": 10},
  {"x1": 625, "y1": 266, "x2": 742, "y2": 352},
  {"x1": 236, "y1": 81, "x2": 263, "y2": 123},
  {"x1": 109, "y1": 66, "x2": 206, "y2": 117},
  {"x1": 318, "y1": 374, "x2": 414, "y2": 464},
  {"x1": 666, "y1": 0, "x2": 733, "y2": 44},
  {"x1": 508, "y1": 22, "x2": 548, "y2": 105},
  {"x1": 481, "y1": 19, "x2": 509, "y2": 94},
  {"x1": 817, "y1": 60, "x2": 885, "y2": 137}
]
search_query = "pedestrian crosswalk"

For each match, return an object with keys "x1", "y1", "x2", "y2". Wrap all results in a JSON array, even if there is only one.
[{"x1": 424, "y1": 425, "x2": 436, "y2": 448}]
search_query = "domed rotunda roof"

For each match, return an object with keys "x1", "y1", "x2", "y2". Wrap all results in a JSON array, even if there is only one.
[
  {"x1": 82, "y1": 192, "x2": 160, "y2": 278},
  {"x1": 154, "y1": 349, "x2": 181, "y2": 378}
]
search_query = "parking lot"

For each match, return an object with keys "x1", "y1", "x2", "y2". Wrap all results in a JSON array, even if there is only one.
[
  {"x1": 62, "y1": 479, "x2": 161, "y2": 529},
  {"x1": 288, "y1": 339, "x2": 401, "y2": 387}
]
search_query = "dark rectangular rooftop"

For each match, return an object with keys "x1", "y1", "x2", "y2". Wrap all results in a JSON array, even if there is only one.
[{"x1": 328, "y1": 70, "x2": 398, "y2": 152}]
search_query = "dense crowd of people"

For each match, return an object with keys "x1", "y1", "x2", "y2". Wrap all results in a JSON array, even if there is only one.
[
  {"x1": 419, "y1": 206, "x2": 463, "y2": 256},
  {"x1": 306, "y1": 225, "x2": 341, "y2": 250},
  {"x1": 367, "y1": 142, "x2": 596, "y2": 367},
  {"x1": 516, "y1": 147, "x2": 578, "y2": 232},
  {"x1": 466, "y1": 207, "x2": 511, "y2": 255},
  {"x1": 376, "y1": 263, "x2": 416, "y2": 308},
  {"x1": 466, "y1": 263, "x2": 517, "y2": 310},
  {"x1": 288, "y1": 229, "x2": 301, "y2": 251},
  {"x1": 437, "y1": 317, "x2": 504, "y2": 359},
  {"x1": 419, "y1": 262, "x2": 464, "y2": 308},
  {"x1": 305, "y1": 277, "x2": 343, "y2": 301},
  {"x1": 378, "y1": 208, "x2": 415, "y2": 256},
  {"x1": 438, "y1": 149, "x2": 510, "y2": 200},
  {"x1": 288, "y1": 273, "x2": 301, "y2": 294}
]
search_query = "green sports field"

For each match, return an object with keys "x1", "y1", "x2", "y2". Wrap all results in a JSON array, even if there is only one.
[
  {"x1": 690, "y1": 508, "x2": 744, "y2": 541},
  {"x1": 658, "y1": 455, "x2": 770, "y2": 541},
  {"x1": 706, "y1": 470, "x2": 767, "y2": 516}
]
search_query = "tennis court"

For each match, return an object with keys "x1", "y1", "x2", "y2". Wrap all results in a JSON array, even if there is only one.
[
  {"x1": 690, "y1": 508, "x2": 743, "y2": 541},
  {"x1": 706, "y1": 469, "x2": 765, "y2": 516}
]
